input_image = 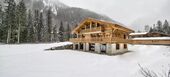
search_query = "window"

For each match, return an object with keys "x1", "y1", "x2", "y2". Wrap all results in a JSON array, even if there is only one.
[
  {"x1": 124, "y1": 35, "x2": 126, "y2": 39},
  {"x1": 97, "y1": 23, "x2": 100, "y2": 27},
  {"x1": 86, "y1": 25, "x2": 90, "y2": 29},
  {"x1": 116, "y1": 43, "x2": 120, "y2": 50},
  {"x1": 92, "y1": 22, "x2": 96, "y2": 28},
  {"x1": 124, "y1": 44, "x2": 127, "y2": 49}
]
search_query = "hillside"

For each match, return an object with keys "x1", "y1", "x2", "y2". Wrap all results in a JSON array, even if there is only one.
[{"x1": 21, "y1": 0, "x2": 114, "y2": 29}]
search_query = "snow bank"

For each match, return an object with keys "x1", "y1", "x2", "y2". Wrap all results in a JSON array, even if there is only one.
[{"x1": 0, "y1": 42, "x2": 170, "y2": 77}]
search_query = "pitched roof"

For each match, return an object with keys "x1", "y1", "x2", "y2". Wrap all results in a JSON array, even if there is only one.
[{"x1": 71, "y1": 17, "x2": 134, "y2": 34}]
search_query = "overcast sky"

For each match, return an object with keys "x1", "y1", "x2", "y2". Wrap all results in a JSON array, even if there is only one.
[{"x1": 59, "y1": 0, "x2": 170, "y2": 31}]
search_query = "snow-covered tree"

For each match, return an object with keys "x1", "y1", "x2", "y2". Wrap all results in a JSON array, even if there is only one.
[
  {"x1": 37, "y1": 12, "x2": 43, "y2": 42},
  {"x1": 16, "y1": 0, "x2": 27, "y2": 43},
  {"x1": 4, "y1": 0, "x2": 17, "y2": 43},
  {"x1": 163, "y1": 20, "x2": 170, "y2": 34},
  {"x1": 156, "y1": 20, "x2": 163, "y2": 33},
  {"x1": 27, "y1": 10, "x2": 34, "y2": 42},
  {"x1": 58, "y1": 21, "x2": 64, "y2": 42},
  {"x1": 46, "y1": 8, "x2": 53, "y2": 42},
  {"x1": 64, "y1": 23, "x2": 71, "y2": 41}
]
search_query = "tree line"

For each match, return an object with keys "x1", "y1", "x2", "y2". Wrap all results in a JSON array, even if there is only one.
[
  {"x1": 144, "y1": 20, "x2": 170, "y2": 34},
  {"x1": 0, "y1": 0, "x2": 71, "y2": 43}
]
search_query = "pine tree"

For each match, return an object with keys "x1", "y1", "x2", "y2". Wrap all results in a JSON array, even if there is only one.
[
  {"x1": 156, "y1": 20, "x2": 163, "y2": 33},
  {"x1": 46, "y1": 8, "x2": 52, "y2": 42},
  {"x1": 37, "y1": 12, "x2": 43, "y2": 42},
  {"x1": 149, "y1": 27, "x2": 153, "y2": 33},
  {"x1": 163, "y1": 20, "x2": 169, "y2": 34},
  {"x1": 33, "y1": 10, "x2": 40, "y2": 42},
  {"x1": 4, "y1": 0, "x2": 17, "y2": 43},
  {"x1": 58, "y1": 21, "x2": 64, "y2": 42},
  {"x1": 16, "y1": 0, "x2": 27, "y2": 43},
  {"x1": 152, "y1": 24, "x2": 157, "y2": 32},
  {"x1": 27, "y1": 10, "x2": 33, "y2": 42},
  {"x1": 65, "y1": 23, "x2": 70, "y2": 41},
  {"x1": 53, "y1": 24, "x2": 58, "y2": 42},
  {"x1": 0, "y1": 3, "x2": 7, "y2": 42},
  {"x1": 0, "y1": 4, "x2": 3, "y2": 42},
  {"x1": 144, "y1": 25, "x2": 150, "y2": 32}
]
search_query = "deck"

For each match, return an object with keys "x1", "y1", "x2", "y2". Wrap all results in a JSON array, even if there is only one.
[{"x1": 70, "y1": 38, "x2": 170, "y2": 45}]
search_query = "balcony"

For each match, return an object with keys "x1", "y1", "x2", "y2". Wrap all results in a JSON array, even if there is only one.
[
  {"x1": 70, "y1": 37, "x2": 129, "y2": 43},
  {"x1": 81, "y1": 27, "x2": 102, "y2": 34}
]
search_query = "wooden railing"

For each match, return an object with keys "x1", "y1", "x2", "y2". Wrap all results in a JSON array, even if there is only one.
[
  {"x1": 81, "y1": 27, "x2": 101, "y2": 33},
  {"x1": 70, "y1": 37, "x2": 128, "y2": 43},
  {"x1": 70, "y1": 37, "x2": 170, "y2": 45}
]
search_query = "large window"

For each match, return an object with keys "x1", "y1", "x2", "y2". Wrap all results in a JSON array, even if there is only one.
[{"x1": 116, "y1": 43, "x2": 120, "y2": 50}]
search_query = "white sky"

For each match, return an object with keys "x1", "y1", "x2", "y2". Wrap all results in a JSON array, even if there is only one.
[{"x1": 59, "y1": 0, "x2": 170, "y2": 31}]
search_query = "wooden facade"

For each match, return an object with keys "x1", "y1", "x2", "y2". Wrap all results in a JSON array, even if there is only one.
[
  {"x1": 70, "y1": 18, "x2": 134, "y2": 55},
  {"x1": 129, "y1": 32, "x2": 170, "y2": 45},
  {"x1": 130, "y1": 32, "x2": 170, "y2": 38}
]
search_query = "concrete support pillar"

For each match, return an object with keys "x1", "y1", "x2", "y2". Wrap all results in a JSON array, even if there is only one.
[
  {"x1": 95, "y1": 43, "x2": 101, "y2": 53},
  {"x1": 73, "y1": 43, "x2": 76, "y2": 50},
  {"x1": 78, "y1": 43, "x2": 80, "y2": 50},
  {"x1": 111, "y1": 44, "x2": 116, "y2": 54},
  {"x1": 90, "y1": 22, "x2": 92, "y2": 30},
  {"x1": 106, "y1": 43, "x2": 112, "y2": 55},
  {"x1": 120, "y1": 43, "x2": 124, "y2": 51},
  {"x1": 83, "y1": 43, "x2": 86, "y2": 51},
  {"x1": 85, "y1": 43, "x2": 89, "y2": 51}
]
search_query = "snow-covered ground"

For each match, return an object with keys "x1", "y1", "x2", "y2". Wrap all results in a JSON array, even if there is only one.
[{"x1": 0, "y1": 42, "x2": 170, "y2": 77}]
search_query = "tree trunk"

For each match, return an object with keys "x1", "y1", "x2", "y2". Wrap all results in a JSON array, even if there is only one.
[
  {"x1": 17, "y1": 23, "x2": 20, "y2": 43},
  {"x1": 7, "y1": 25, "x2": 11, "y2": 44}
]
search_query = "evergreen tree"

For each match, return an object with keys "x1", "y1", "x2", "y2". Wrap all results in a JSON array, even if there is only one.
[
  {"x1": 64, "y1": 23, "x2": 70, "y2": 41},
  {"x1": 152, "y1": 24, "x2": 157, "y2": 32},
  {"x1": 0, "y1": 3, "x2": 7, "y2": 42},
  {"x1": 58, "y1": 21, "x2": 64, "y2": 42},
  {"x1": 33, "y1": 10, "x2": 40, "y2": 42},
  {"x1": 27, "y1": 10, "x2": 34, "y2": 42},
  {"x1": 163, "y1": 20, "x2": 169, "y2": 34},
  {"x1": 53, "y1": 24, "x2": 58, "y2": 42},
  {"x1": 46, "y1": 8, "x2": 52, "y2": 42},
  {"x1": 0, "y1": 4, "x2": 3, "y2": 41},
  {"x1": 156, "y1": 20, "x2": 163, "y2": 33},
  {"x1": 37, "y1": 12, "x2": 43, "y2": 42},
  {"x1": 4, "y1": 0, "x2": 17, "y2": 43},
  {"x1": 149, "y1": 27, "x2": 153, "y2": 33},
  {"x1": 144, "y1": 25, "x2": 150, "y2": 32},
  {"x1": 16, "y1": 0, "x2": 27, "y2": 43}
]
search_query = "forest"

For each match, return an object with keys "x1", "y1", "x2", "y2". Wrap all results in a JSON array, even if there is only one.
[{"x1": 0, "y1": 0, "x2": 70, "y2": 43}]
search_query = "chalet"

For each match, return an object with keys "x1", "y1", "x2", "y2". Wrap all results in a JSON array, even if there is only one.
[
  {"x1": 70, "y1": 18, "x2": 134, "y2": 55},
  {"x1": 129, "y1": 32, "x2": 170, "y2": 45},
  {"x1": 129, "y1": 32, "x2": 170, "y2": 38}
]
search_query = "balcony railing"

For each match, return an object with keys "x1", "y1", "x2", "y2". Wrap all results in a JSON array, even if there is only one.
[
  {"x1": 81, "y1": 27, "x2": 102, "y2": 33},
  {"x1": 70, "y1": 37, "x2": 129, "y2": 43}
]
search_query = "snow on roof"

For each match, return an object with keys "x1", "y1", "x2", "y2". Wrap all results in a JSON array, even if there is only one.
[
  {"x1": 132, "y1": 37, "x2": 170, "y2": 40},
  {"x1": 129, "y1": 32, "x2": 148, "y2": 36}
]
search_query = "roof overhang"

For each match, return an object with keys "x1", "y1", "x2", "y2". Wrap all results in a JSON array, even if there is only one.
[{"x1": 71, "y1": 18, "x2": 134, "y2": 34}]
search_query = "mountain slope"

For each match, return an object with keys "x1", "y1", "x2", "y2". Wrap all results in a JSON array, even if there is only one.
[
  {"x1": 0, "y1": 0, "x2": 115, "y2": 30},
  {"x1": 23, "y1": 0, "x2": 114, "y2": 29}
]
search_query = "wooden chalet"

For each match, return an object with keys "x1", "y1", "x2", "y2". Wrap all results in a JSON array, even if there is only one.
[
  {"x1": 129, "y1": 32, "x2": 170, "y2": 38},
  {"x1": 129, "y1": 32, "x2": 170, "y2": 45},
  {"x1": 70, "y1": 18, "x2": 134, "y2": 55}
]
